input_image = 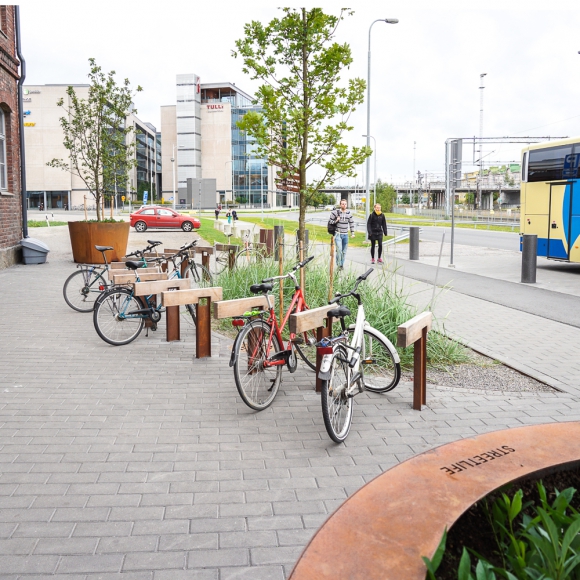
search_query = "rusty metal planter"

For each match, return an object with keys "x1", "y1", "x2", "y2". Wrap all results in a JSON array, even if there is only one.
[{"x1": 68, "y1": 221, "x2": 130, "y2": 264}]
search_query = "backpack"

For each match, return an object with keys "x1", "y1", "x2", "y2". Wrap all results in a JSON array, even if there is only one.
[{"x1": 327, "y1": 213, "x2": 338, "y2": 235}]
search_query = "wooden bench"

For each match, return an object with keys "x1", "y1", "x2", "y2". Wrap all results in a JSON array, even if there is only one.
[
  {"x1": 289, "y1": 422, "x2": 580, "y2": 580},
  {"x1": 397, "y1": 312, "x2": 432, "y2": 410},
  {"x1": 289, "y1": 305, "x2": 335, "y2": 392},
  {"x1": 161, "y1": 287, "x2": 223, "y2": 358}
]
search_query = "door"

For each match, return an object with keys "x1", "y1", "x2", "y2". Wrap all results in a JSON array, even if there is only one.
[
  {"x1": 548, "y1": 183, "x2": 572, "y2": 260},
  {"x1": 156, "y1": 208, "x2": 176, "y2": 227}
]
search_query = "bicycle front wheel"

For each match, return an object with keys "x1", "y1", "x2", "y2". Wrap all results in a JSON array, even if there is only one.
[
  {"x1": 93, "y1": 288, "x2": 145, "y2": 346},
  {"x1": 235, "y1": 248, "x2": 264, "y2": 268},
  {"x1": 321, "y1": 344, "x2": 353, "y2": 443},
  {"x1": 185, "y1": 262, "x2": 213, "y2": 288},
  {"x1": 233, "y1": 319, "x2": 282, "y2": 411},
  {"x1": 63, "y1": 268, "x2": 105, "y2": 312},
  {"x1": 212, "y1": 250, "x2": 230, "y2": 275},
  {"x1": 360, "y1": 327, "x2": 401, "y2": 393},
  {"x1": 294, "y1": 328, "x2": 318, "y2": 371}
]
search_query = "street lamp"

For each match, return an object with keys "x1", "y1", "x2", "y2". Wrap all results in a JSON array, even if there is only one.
[
  {"x1": 362, "y1": 134, "x2": 376, "y2": 209},
  {"x1": 171, "y1": 144, "x2": 176, "y2": 210},
  {"x1": 365, "y1": 17, "x2": 398, "y2": 239}
]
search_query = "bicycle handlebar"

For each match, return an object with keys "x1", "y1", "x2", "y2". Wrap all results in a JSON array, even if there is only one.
[
  {"x1": 329, "y1": 268, "x2": 374, "y2": 304},
  {"x1": 261, "y1": 256, "x2": 314, "y2": 285},
  {"x1": 295, "y1": 256, "x2": 314, "y2": 270}
]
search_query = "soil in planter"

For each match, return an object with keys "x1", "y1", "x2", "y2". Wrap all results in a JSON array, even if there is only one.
[{"x1": 435, "y1": 465, "x2": 580, "y2": 579}]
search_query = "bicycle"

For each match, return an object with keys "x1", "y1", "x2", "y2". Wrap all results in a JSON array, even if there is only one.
[
  {"x1": 92, "y1": 242, "x2": 207, "y2": 345},
  {"x1": 318, "y1": 269, "x2": 401, "y2": 442},
  {"x1": 229, "y1": 256, "x2": 318, "y2": 410},
  {"x1": 62, "y1": 240, "x2": 162, "y2": 312}
]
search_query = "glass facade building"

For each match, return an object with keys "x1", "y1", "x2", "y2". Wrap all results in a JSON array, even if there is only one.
[
  {"x1": 176, "y1": 74, "x2": 201, "y2": 189},
  {"x1": 135, "y1": 122, "x2": 157, "y2": 202}
]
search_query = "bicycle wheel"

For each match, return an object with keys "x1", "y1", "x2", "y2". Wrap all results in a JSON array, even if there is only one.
[
  {"x1": 359, "y1": 327, "x2": 401, "y2": 393},
  {"x1": 185, "y1": 303, "x2": 196, "y2": 325},
  {"x1": 235, "y1": 248, "x2": 264, "y2": 268},
  {"x1": 212, "y1": 250, "x2": 230, "y2": 275},
  {"x1": 321, "y1": 344, "x2": 353, "y2": 443},
  {"x1": 93, "y1": 288, "x2": 145, "y2": 346},
  {"x1": 185, "y1": 262, "x2": 213, "y2": 288},
  {"x1": 233, "y1": 319, "x2": 282, "y2": 411},
  {"x1": 63, "y1": 268, "x2": 106, "y2": 312},
  {"x1": 294, "y1": 328, "x2": 318, "y2": 371}
]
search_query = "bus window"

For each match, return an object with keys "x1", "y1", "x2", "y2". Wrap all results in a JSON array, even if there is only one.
[
  {"x1": 528, "y1": 145, "x2": 572, "y2": 182},
  {"x1": 522, "y1": 152, "x2": 528, "y2": 182}
]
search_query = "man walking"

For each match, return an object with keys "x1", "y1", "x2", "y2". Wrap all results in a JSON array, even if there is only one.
[
  {"x1": 330, "y1": 198, "x2": 355, "y2": 270},
  {"x1": 367, "y1": 203, "x2": 388, "y2": 264}
]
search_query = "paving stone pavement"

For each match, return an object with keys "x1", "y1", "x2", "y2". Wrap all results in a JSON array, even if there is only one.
[{"x1": 0, "y1": 227, "x2": 579, "y2": 578}]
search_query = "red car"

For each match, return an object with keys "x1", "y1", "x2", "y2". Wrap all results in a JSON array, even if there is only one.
[{"x1": 130, "y1": 206, "x2": 201, "y2": 232}]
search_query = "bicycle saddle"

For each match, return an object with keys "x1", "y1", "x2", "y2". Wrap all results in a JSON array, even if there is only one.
[
  {"x1": 125, "y1": 261, "x2": 144, "y2": 271},
  {"x1": 94, "y1": 245, "x2": 113, "y2": 252},
  {"x1": 147, "y1": 240, "x2": 162, "y2": 246},
  {"x1": 250, "y1": 283, "x2": 273, "y2": 294},
  {"x1": 327, "y1": 306, "x2": 351, "y2": 319}
]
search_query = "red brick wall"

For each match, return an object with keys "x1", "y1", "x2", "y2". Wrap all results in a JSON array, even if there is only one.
[{"x1": 0, "y1": 5, "x2": 21, "y2": 268}]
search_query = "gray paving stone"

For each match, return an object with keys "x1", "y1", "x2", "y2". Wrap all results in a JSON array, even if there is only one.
[
  {"x1": 123, "y1": 552, "x2": 186, "y2": 571},
  {"x1": 187, "y1": 547, "x2": 248, "y2": 568},
  {"x1": 57, "y1": 554, "x2": 124, "y2": 574}
]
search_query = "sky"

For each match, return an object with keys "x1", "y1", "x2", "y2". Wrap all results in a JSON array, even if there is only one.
[{"x1": 19, "y1": 0, "x2": 580, "y2": 186}]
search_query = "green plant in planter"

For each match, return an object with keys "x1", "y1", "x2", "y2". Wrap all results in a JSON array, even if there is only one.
[{"x1": 47, "y1": 58, "x2": 142, "y2": 222}]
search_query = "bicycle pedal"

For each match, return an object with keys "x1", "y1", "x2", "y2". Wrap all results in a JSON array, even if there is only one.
[{"x1": 362, "y1": 358, "x2": 375, "y2": 365}]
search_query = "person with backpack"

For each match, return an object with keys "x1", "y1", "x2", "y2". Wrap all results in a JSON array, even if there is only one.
[
  {"x1": 367, "y1": 203, "x2": 388, "y2": 264},
  {"x1": 232, "y1": 209, "x2": 238, "y2": 221},
  {"x1": 329, "y1": 198, "x2": 355, "y2": 270}
]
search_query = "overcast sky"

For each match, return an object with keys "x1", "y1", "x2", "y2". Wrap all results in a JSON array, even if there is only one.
[{"x1": 19, "y1": 1, "x2": 580, "y2": 185}]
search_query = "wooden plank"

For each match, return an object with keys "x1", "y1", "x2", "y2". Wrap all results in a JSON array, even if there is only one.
[
  {"x1": 289, "y1": 305, "x2": 335, "y2": 335},
  {"x1": 107, "y1": 267, "x2": 158, "y2": 281},
  {"x1": 397, "y1": 312, "x2": 432, "y2": 348},
  {"x1": 196, "y1": 300, "x2": 212, "y2": 358},
  {"x1": 215, "y1": 243, "x2": 239, "y2": 252},
  {"x1": 161, "y1": 287, "x2": 223, "y2": 307},
  {"x1": 213, "y1": 295, "x2": 274, "y2": 319},
  {"x1": 190, "y1": 246, "x2": 214, "y2": 256},
  {"x1": 133, "y1": 278, "x2": 191, "y2": 297},
  {"x1": 112, "y1": 272, "x2": 168, "y2": 285}
]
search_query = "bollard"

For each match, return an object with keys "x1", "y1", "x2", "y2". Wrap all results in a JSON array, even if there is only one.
[
  {"x1": 409, "y1": 227, "x2": 419, "y2": 260},
  {"x1": 521, "y1": 234, "x2": 537, "y2": 284}
]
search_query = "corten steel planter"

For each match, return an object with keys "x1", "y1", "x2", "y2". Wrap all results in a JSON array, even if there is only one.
[
  {"x1": 289, "y1": 422, "x2": 580, "y2": 580},
  {"x1": 68, "y1": 221, "x2": 130, "y2": 264}
]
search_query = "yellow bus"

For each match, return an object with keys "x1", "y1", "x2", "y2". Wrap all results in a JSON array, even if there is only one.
[{"x1": 521, "y1": 137, "x2": 580, "y2": 262}]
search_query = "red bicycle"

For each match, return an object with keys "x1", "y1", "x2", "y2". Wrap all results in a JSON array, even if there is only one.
[{"x1": 230, "y1": 256, "x2": 317, "y2": 410}]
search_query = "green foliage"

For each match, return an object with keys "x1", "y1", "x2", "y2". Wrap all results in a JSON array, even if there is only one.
[
  {"x1": 233, "y1": 8, "x2": 371, "y2": 243},
  {"x1": 47, "y1": 58, "x2": 142, "y2": 221},
  {"x1": 374, "y1": 180, "x2": 397, "y2": 212},
  {"x1": 214, "y1": 257, "x2": 469, "y2": 369},
  {"x1": 423, "y1": 482, "x2": 580, "y2": 580}
]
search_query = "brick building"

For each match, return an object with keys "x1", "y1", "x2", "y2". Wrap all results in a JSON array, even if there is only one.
[{"x1": 0, "y1": 6, "x2": 22, "y2": 269}]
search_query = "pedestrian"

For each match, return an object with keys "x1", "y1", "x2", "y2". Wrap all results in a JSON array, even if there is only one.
[
  {"x1": 226, "y1": 211, "x2": 232, "y2": 224},
  {"x1": 330, "y1": 198, "x2": 355, "y2": 270},
  {"x1": 232, "y1": 209, "x2": 238, "y2": 221},
  {"x1": 214, "y1": 207, "x2": 220, "y2": 220},
  {"x1": 367, "y1": 203, "x2": 388, "y2": 264}
]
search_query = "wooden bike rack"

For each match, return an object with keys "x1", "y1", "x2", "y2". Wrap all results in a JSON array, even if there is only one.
[
  {"x1": 397, "y1": 312, "x2": 432, "y2": 410},
  {"x1": 161, "y1": 287, "x2": 223, "y2": 358}
]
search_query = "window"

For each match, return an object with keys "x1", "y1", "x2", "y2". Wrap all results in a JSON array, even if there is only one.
[
  {"x1": 157, "y1": 209, "x2": 174, "y2": 216},
  {"x1": 0, "y1": 109, "x2": 6, "y2": 190},
  {"x1": 528, "y1": 145, "x2": 573, "y2": 182},
  {"x1": 140, "y1": 209, "x2": 155, "y2": 215},
  {"x1": 521, "y1": 152, "x2": 528, "y2": 182}
]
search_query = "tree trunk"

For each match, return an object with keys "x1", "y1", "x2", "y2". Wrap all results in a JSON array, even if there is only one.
[{"x1": 297, "y1": 7, "x2": 308, "y2": 246}]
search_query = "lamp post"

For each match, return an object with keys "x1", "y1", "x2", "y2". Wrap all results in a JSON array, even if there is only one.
[
  {"x1": 365, "y1": 17, "x2": 398, "y2": 239},
  {"x1": 362, "y1": 134, "x2": 376, "y2": 209},
  {"x1": 171, "y1": 144, "x2": 176, "y2": 210}
]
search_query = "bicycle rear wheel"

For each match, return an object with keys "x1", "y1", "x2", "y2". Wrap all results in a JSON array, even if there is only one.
[
  {"x1": 93, "y1": 288, "x2": 145, "y2": 346},
  {"x1": 321, "y1": 344, "x2": 353, "y2": 443},
  {"x1": 63, "y1": 268, "x2": 105, "y2": 312},
  {"x1": 359, "y1": 327, "x2": 401, "y2": 393},
  {"x1": 212, "y1": 250, "x2": 230, "y2": 275},
  {"x1": 233, "y1": 319, "x2": 282, "y2": 410}
]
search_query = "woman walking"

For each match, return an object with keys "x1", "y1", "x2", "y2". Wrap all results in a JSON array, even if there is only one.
[{"x1": 367, "y1": 203, "x2": 388, "y2": 264}]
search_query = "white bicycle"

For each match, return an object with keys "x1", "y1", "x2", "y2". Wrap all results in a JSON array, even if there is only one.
[{"x1": 318, "y1": 269, "x2": 401, "y2": 443}]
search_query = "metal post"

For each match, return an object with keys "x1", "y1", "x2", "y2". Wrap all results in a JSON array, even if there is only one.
[
  {"x1": 409, "y1": 226, "x2": 419, "y2": 260},
  {"x1": 172, "y1": 144, "x2": 176, "y2": 210},
  {"x1": 521, "y1": 234, "x2": 537, "y2": 283}
]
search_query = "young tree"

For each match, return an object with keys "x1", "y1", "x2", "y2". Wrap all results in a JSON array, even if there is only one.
[
  {"x1": 47, "y1": 58, "x2": 142, "y2": 221},
  {"x1": 374, "y1": 180, "x2": 397, "y2": 212},
  {"x1": 233, "y1": 8, "x2": 371, "y2": 243}
]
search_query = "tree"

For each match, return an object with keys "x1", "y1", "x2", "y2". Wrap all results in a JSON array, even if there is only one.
[
  {"x1": 233, "y1": 8, "x2": 371, "y2": 243},
  {"x1": 47, "y1": 58, "x2": 142, "y2": 221},
  {"x1": 374, "y1": 180, "x2": 396, "y2": 212}
]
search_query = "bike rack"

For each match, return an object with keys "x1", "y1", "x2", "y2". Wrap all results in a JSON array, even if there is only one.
[
  {"x1": 161, "y1": 287, "x2": 223, "y2": 357},
  {"x1": 397, "y1": 312, "x2": 432, "y2": 410},
  {"x1": 212, "y1": 295, "x2": 275, "y2": 320},
  {"x1": 133, "y1": 279, "x2": 192, "y2": 342},
  {"x1": 214, "y1": 243, "x2": 239, "y2": 270},
  {"x1": 111, "y1": 272, "x2": 168, "y2": 285},
  {"x1": 289, "y1": 305, "x2": 335, "y2": 393}
]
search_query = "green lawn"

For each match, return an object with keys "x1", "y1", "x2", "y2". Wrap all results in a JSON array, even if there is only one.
[{"x1": 28, "y1": 220, "x2": 68, "y2": 227}]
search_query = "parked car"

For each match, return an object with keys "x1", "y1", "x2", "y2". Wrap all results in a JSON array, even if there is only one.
[{"x1": 129, "y1": 206, "x2": 201, "y2": 232}]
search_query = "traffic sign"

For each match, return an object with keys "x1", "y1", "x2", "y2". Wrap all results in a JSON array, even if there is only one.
[
  {"x1": 121, "y1": 196, "x2": 125, "y2": 201},
  {"x1": 143, "y1": 191, "x2": 148, "y2": 204}
]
